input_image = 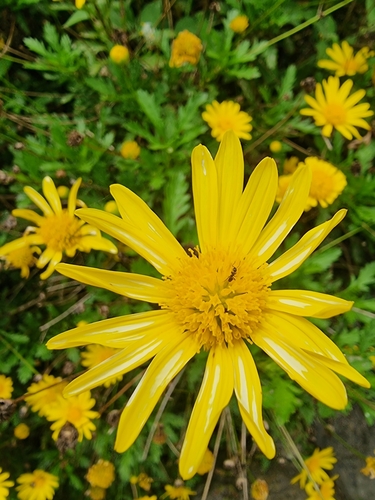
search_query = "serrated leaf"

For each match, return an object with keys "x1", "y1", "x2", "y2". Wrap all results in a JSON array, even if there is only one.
[
  {"x1": 278, "y1": 65, "x2": 296, "y2": 100},
  {"x1": 228, "y1": 66, "x2": 260, "y2": 80},
  {"x1": 163, "y1": 171, "x2": 191, "y2": 236},
  {"x1": 23, "y1": 37, "x2": 49, "y2": 57},
  {"x1": 299, "y1": 247, "x2": 342, "y2": 275},
  {"x1": 17, "y1": 363, "x2": 34, "y2": 384},
  {"x1": 346, "y1": 262, "x2": 375, "y2": 294},
  {"x1": 136, "y1": 89, "x2": 163, "y2": 133}
]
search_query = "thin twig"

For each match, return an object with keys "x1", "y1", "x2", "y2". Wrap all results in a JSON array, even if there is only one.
[
  {"x1": 39, "y1": 293, "x2": 91, "y2": 336},
  {"x1": 98, "y1": 371, "x2": 145, "y2": 415}
]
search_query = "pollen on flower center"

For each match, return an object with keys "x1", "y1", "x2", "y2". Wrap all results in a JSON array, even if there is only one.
[
  {"x1": 38, "y1": 211, "x2": 83, "y2": 251},
  {"x1": 160, "y1": 249, "x2": 271, "y2": 349},
  {"x1": 324, "y1": 103, "x2": 347, "y2": 125}
]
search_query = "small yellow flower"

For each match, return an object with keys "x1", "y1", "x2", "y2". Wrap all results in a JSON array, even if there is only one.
[
  {"x1": 120, "y1": 140, "x2": 141, "y2": 160},
  {"x1": 75, "y1": 0, "x2": 86, "y2": 8},
  {"x1": 56, "y1": 186, "x2": 69, "y2": 199},
  {"x1": 0, "y1": 467, "x2": 14, "y2": 500},
  {"x1": 169, "y1": 30, "x2": 203, "y2": 68},
  {"x1": 361, "y1": 452, "x2": 375, "y2": 479},
  {"x1": 196, "y1": 449, "x2": 214, "y2": 475},
  {"x1": 0, "y1": 241, "x2": 41, "y2": 278},
  {"x1": 305, "y1": 474, "x2": 338, "y2": 500},
  {"x1": 300, "y1": 76, "x2": 373, "y2": 140},
  {"x1": 318, "y1": 41, "x2": 373, "y2": 76},
  {"x1": 250, "y1": 478, "x2": 269, "y2": 500},
  {"x1": 16, "y1": 470, "x2": 59, "y2": 500},
  {"x1": 291, "y1": 447, "x2": 337, "y2": 489},
  {"x1": 138, "y1": 497, "x2": 157, "y2": 500},
  {"x1": 162, "y1": 484, "x2": 196, "y2": 500},
  {"x1": 25, "y1": 375, "x2": 67, "y2": 417},
  {"x1": 109, "y1": 45, "x2": 130, "y2": 64},
  {"x1": 269, "y1": 140, "x2": 282, "y2": 153},
  {"x1": 130, "y1": 473, "x2": 153, "y2": 491},
  {"x1": 229, "y1": 15, "x2": 249, "y2": 33},
  {"x1": 277, "y1": 158, "x2": 347, "y2": 211},
  {"x1": 87, "y1": 486, "x2": 106, "y2": 500},
  {"x1": 202, "y1": 100, "x2": 253, "y2": 141},
  {"x1": 81, "y1": 345, "x2": 123, "y2": 387},
  {"x1": 14, "y1": 423, "x2": 30, "y2": 440},
  {"x1": 45, "y1": 391, "x2": 99, "y2": 442},
  {"x1": 104, "y1": 201, "x2": 119, "y2": 214},
  {"x1": 0, "y1": 375, "x2": 13, "y2": 399},
  {"x1": 86, "y1": 460, "x2": 115, "y2": 489},
  {"x1": 0, "y1": 176, "x2": 117, "y2": 279},
  {"x1": 283, "y1": 156, "x2": 299, "y2": 174}
]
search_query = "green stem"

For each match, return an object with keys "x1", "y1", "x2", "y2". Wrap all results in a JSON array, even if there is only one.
[
  {"x1": 0, "y1": 334, "x2": 39, "y2": 376},
  {"x1": 325, "y1": 425, "x2": 366, "y2": 460}
]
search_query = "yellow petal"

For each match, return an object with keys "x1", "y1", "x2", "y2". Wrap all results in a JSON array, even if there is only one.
[
  {"x1": 253, "y1": 324, "x2": 348, "y2": 409},
  {"x1": 46, "y1": 309, "x2": 172, "y2": 349},
  {"x1": 268, "y1": 210, "x2": 347, "y2": 281},
  {"x1": 24, "y1": 186, "x2": 53, "y2": 216},
  {"x1": 305, "y1": 351, "x2": 371, "y2": 388},
  {"x1": 267, "y1": 290, "x2": 353, "y2": 318},
  {"x1": 78, "y1": 235, "x2": 118, "y2": 254},
  {"x1": 37, "y1": 246, "x2": 56, "y2": 268},
  {"x1": 42, "y1": 176, "x2": 62, "y2": 214},
  {"x1": 39, "y1": 250, "x2": 62, "y2": 279},
  {"x1": 75, "y1": 208, "x2": 184, "y2": 276},
  {"x1": 229, "y1": 340, "x2": 275, "y2": 459},
  {"x1": 229, "y1": 157, "x2": 278, "y2": 253},
  {"x1": 68, "y1": 177, "x2": 82, "y2": 215},
  {"x1": 251, "y1": 164, "x2": 311, "y2": 264},
  {"x1": 179, "y1": 345, "x2": 234, "y2": 479},
  {"x1": 64, "y1": 326, "x2": 180, "y2": 395},
  {"x1": 191, "y1": 144, "x2": 219, "y2": 252},
  {"x1": 115, "y1": 335, "x2": 199, "y2": 453},
  {"x1": 0, "y1": 237, "x2": 29, "y2": 256},
  {"x1": 214, "y1": 131, "x2": 244, "y2": 247},
  {"x1": 56, "y1": 263, "x2": 170, "y2": 303},
  {"x1": 11, "y1": 209, "x2": 44, "y2": 226}
]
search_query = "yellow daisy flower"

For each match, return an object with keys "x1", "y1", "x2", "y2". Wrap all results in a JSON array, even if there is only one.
[
  {"x1": 202, "y1": 100, "x2": 253, "y2": 141},
  {"x1": 0, "y1": 375, "x2": 13, "y2": 399},
  {"x1": 229, "y1": 15, "x2": 249, "y2": 33},
  {"x1": 305, "y1": 474, "x2": 338, "y2": 500},
  {"x1": 14, "y1": 423, "x2": 30, "y2": 440},
  {"x1": 0, "y1": 241, "x2": 41, "y2": 278},
  {"x1": 318, "y1": 41, "x2": 372, "y2": 76},
  {"x1": 0, "y1": 467, "x2": 14, "y2": 500},
  {"x1": 0, "y1": 177, "x2": 117, "y2": 279},
  {"x1": 162, "y1": 484, "x2": 196, "y2": 500},
  {"x1": 276, "y1": 158, "x2": 347, "y2": 211},
  {"x1": 81, "y1": 345, "x2": 123, "y2": 387},
  {"x1": 120, "y1": 140, "x2": 141, "y2": 159},
  {"x1": 169, "y1": 30, "x2": 203, "y2": 68},
  {"x1": 47, "y1": 132, "x2": 369, "y2": 480},
  {"x1": 250, "y1": 478, "x2": 269, "y2": 500},
  {"x1": 25, "y1": 374, "x2": 68, "y2": 417},
  {"x1": 196, "y1": 449, "x2": 214, "y2": 475},
  {"x1": 86, "y1": 460, "x2": 115, "y2": 489},
  {"x1": 109, "y1": 45, "x2": 130, "y2": 64},
  {"x1": 16, "y1": 470, "x2": 58, "y2": 500},
  {"x1": 300, "y1": 76, "x2": 373, "y2": 140},
  {"x1": 361, "y1": 452, "x2": 375, "y2": 479},
  {"x1": 45, "y1": 391, "x2": 99, "y2": 442},
  {"x1": 291, "y1": 447, "x2": 337, "y2": 489},
  {"x1": 130, "y1": 473, "x2": 153, "y2": 491}
]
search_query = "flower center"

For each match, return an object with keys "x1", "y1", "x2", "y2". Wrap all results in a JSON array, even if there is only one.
[
  {"x1": 38, "y1": 211, "x2": 83, "y2": 252},
  {"x1": 310, "y1": 168, "x2": 334, "y2": 201},
  {"x1": 161, "y1": 248, "x2": 271, "y2": 349},
  {"x1": 323, "y1": 103, "x2": 347, "y2": 126},
  {"x1": 6, "y1": 246, "x2": 36, "y2": 268},
  {"x1": 67, "y1": 405, "x2": 83, "y2": 424}
]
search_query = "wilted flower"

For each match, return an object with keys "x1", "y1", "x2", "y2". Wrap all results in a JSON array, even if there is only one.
[
  {"x1": 162, "y1": 484, "x2": 196, "y2": 499},
  {"x1": 361, "y1": 452, "x2": 375, "y2": 479},
  {"x1": 86, "y1": 460, "x2": 115, "y2": 489},
  {"x1": 250, "y1": 478, "x2": 269, "y2": 500},
  {"x1": 169, "y1": 30, "x2": 203, "y2": 68}
]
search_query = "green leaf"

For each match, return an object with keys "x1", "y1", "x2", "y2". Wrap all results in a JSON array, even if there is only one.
[
  {"x1": 346, "y1": 262, "x2": 375, "y2": 294},
  {"x1": 299, "y1": 247, "x2": 342, "y2": 275},
  {"x1": 227, "y1": 66, "x2": 260, "y2": 80},
  {"x1": 278, "y1": 64, "x2": 296, "y2": 100},
  {"x1": 163, "y1": 171, "x2": 191, "y2": 236},
  {"x1": 136, "y1": 89, "x2": 163, "y2": 133},
  {"x1": 17, "y1": 362, "x2": 34, "y2": 384},
  {"x1": 63, "y1": 9, "x2": 90, "y2": 28}
]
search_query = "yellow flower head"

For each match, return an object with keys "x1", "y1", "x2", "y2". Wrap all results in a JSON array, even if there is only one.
[
  {"x1": 16, "y1": 470, "x2": 59, "y2": 500},
  {"x1": 104, "y1": 200, "x2": 119, "y2": 214},
  {"x1": 120, "y1": 140, "x2": 141, "y2": 160},
  {"x1": 202, "y1": 100, "x2": 253, "y2": 141},
  {"x1": 305, "y1": 474, "x2": 339, "y2": 500},
  {"x1": 361, "y1": 452, "x2": 375, "y2": 479},
  {"x1": 45, "y1": 391, "x2": 99, "y2": 442},
  {"x1": 14, "y1": 423, "x2": 30, "y2": 440},
  {"x1": 196, "y1": 448, "x2": 214, "y2": 475},
  {"x1": 75, "y1": 0, "x2": 86, "y2": 8},
  {"x1": 47, "y1": 132, "x2": 369, "y2": 480},
  {"x1": 130, "y1": 473, "x2": 153, "y2": 491},
  {"x1": 87, "y1": 486, "x2": 106, "y2": 500},
  {"x1": 86, "y1": 460, "x2": 115, "y2": 489},
  {"x1": 0, "y1": 176, "x2": 117, "y2": 279},
  {"x1": 81, "y1": 345, "x2": 123, "y2": 387},
  {"x1": 318, "y1": 41, "x2": 373, "y2": 76},
  {"x1": 283, "y1": 156, "x2": 299, "y2": 174},
  {"x1": 138, "y1": 497, "x2": 157, "y2": 500},
  {"x1": 0, "y1": 375, "x2": 13, "y2": 399},
  {"x1": 250, "y1": 478, "x2": 269, "y2": 500},
  {"x1": 291, "y1": 447, "x2": 337, "y2": 489},
  {"x1": 269, "y1": 140, "x2": 282, "y2": 153},
  {"x1": 0, "y1": 240, "x2": 41, "y2": 278},
  {"x1": 25, "y1": 374, "x2": 67, "y2": 417},
  {"x1": 300, "y1": 76, "x2": 373, "y2": 140},
  {"x1": 162, "y1": 484, "x2": 196, "y2": 500},
  {"x1": 169, "y1": 30, "x2": 203, "y2": 68},
  {"x1": 109, "y1": 45, "x2": 130, "y2": 64},
  {"x1": 277, "y1": 157, "x2": 347, "y2": 211},
  {"x1": 0, "y1": 467, "x2": 14, "y2": 500},
  {"x1": 229, "y1": 15, "x2": 249, "y2": 33}
]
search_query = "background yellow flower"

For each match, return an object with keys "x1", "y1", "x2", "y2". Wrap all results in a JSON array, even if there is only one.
[
  {"x1": 169, "y1": 30, "x2": 203, "y2": 68},
  {"x1": 16, "y1": 470, "x2": 59, "y2": 500},
  {"x1": 202, "y1": 100, "x2": 253, "y2": 141},
  {"x1": 318, "y1": 41, "x2": 373, "y2": 76}
]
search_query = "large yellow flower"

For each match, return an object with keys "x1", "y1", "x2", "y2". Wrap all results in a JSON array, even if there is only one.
[
  {"x1": 16, "y1": 470, "x2": 58, "y2": 500},
  {"x1": 300, "y1": 76, "x2": 373, "y2": 140},
  {"x1": 202, "y1": 100, "x2": 253, "y2": 141},
  {"x1": 318, "y1": 41, "x2": 373, "y2": 76},
  {"x1": 47, "y1": 132, "x2": 369, "y2": 480},
  {"x1": 0, "y1": 177, "x2": 117, "y2": 279}
]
